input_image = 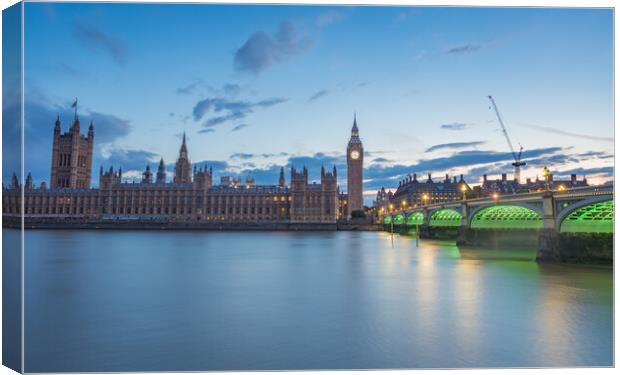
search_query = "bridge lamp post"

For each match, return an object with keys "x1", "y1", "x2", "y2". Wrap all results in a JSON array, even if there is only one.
[
  {"x1": 401, "y1": 199, "x2": 408, "y2": 209},
  {"x1": 557, "y1": 185, "x2": 566, "y2": 192},
  {"x1": 543, "y1": 166, "x2": 551, "y2": 191},
  {"x1": 422, "y1": 193, "x2": 429, "y2": 206},
  {"x1": 389, "y1": 203, "x2": 394, "y2": 213},
  {"x1": 461, "y1": 184, "x2": 467, "y2": 201},
  {"x1": 492, "y1": 192, "x2": 499, "y2": 204}
]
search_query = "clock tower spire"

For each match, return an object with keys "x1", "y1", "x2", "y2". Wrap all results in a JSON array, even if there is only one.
[{"x1": 346, "y1": 113, "x2": 364, "y2": 217}]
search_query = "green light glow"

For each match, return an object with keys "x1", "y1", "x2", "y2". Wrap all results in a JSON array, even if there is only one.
[
  {"x1": 383, "y1": 216, "x2": 392, "y2": 225},
  {"x1": 430, "y1": 209, "x2": 462, "y2": 227},
  {"x1": 560, "y1": 200, "x2": 613, "y2": 233},
  {"x1": 393, "y1": 214, "x2": 405, "y2": 225},
  {"x1": 471, "y1": 205, "x2": 542, "y2": 230},
  {"x1": 407, "y1": 212, "x2": 424, "y2": 225}
]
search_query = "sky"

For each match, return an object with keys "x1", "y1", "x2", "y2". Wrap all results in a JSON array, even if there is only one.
[{"x1": 5, "y1": 3, "x2": 614, "y2": 204}]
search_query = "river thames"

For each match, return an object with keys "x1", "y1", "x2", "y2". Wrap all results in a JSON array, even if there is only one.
[{"x1": 9, "y1": 229, "x2": 613, "y2": 371}]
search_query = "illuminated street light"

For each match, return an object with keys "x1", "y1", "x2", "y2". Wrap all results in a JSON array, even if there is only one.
[
  {"x1": 492, "y1": 192, "x2": 499, "y2": 203},
  {"x1": 557, "y1": 185, "x2": 566, "y2": 192},
  {"x1": 401, "y1": 199, "x2": 408, "y2": 208},
  {"x1": 389, "y1": 203, "x2": 394, "y2": 212},
  {"x1": 460, "y1": 184, "x2": 467, "y2": 201},
  {"x1": 422, "y1": 193, "x2": 429, "y2": 206}
]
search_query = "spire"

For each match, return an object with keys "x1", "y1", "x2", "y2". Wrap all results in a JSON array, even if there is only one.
[
  {"x1": 54, "y1": 115, "x2": 61, "y2": 135},
  {"x1": 351, "y1": 112, "x2": 359, "y2": 136},
  {"x1": 72, "y1": 97, "x2": 78, "y2": 121},
  {"x1": 179, "y1": 131, "x2": 188, "y2": 158},
  {"x1": 278, "y1": 166, "x2": 285, "y2": 187},
  {"x1": 333, "y1": 165, "x2": 337, "y2": 177},
  {"x1": 156, "y1": 157, "x2": 166, "y2": 184}
]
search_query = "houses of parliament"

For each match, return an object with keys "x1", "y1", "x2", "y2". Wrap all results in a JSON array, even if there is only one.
[{"x1": 2, "y1": 111, "x2": 366, "y2": 226}]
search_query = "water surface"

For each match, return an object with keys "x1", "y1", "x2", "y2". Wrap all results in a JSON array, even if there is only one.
[{"x1": 14, "y1": 230, "x2": 613, "y2": 371}]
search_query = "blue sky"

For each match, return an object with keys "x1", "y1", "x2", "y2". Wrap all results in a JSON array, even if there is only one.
[{"x1": 10, "y1": 3, "x2": 614, "y2": 203}]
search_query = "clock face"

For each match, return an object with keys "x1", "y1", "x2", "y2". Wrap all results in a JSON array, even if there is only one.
[{"x1": 350, "y1": 150, "x2": 360, "y2": 160}]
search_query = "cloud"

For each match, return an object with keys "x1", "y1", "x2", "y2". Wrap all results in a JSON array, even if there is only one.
[
  {"x1": 425, "y1": 141, "x2": 486, "y2": 152},
  {"x1": 552, "y1": 166, "x2": 613, "y2": 177},
  {"x1": 440, "y1": 122, "x2": 471, "y2": 131},
  {"x1": 230, "y1": 153, "x2": 254, "y2": 160},
  {"x1": 447, "y1": 44, "x2": 481, "y2": 55},
  {"x1": 230, "y1": 152, "x2": 289, "y2": 160},
  {"x1": 308, "y1": 89, "x2": 329, "y2": 102},
  {"x1": 234, "y1": 21, "x2": 312, "y2": 74},
  {"x1": 222, "y1": 84, "x2": 241, "y2": 97},
  {"x1": 98, "y1": 148, "x2": 160, "y2": 173},
  {"x1": 372, "y1": 157, "x2": 394, "y2": 163},
  {"x1": 86, "y1": 111, "x2": 132, "y2": 144},
  {"x1": 198, "y1": 128, "x2": 215, "y2": 134},
  {"x1": 177, "y1": 80, "x2": 203, "y2": 95},
  {"x1": 521, "y1": 123, "x2": 613, "y2": 142},
  {"x1": 74, "y1": 23, "x2": 128, "y2": 66},
  {"x1": 256, "y1": 98, "x2": 287, "y2": 107},
  {"x1": 177, "y1": 81, "x2": 241, "y2": 97},
  {"x1": 192, "y1": 96, "x2": 287, "y2": 129},
  {"x1": 231, "y1": 124, "x2": 249, "y2": 132},
  {"x1": 204, "y1": 111, "x2": 246, "y2": 127}
]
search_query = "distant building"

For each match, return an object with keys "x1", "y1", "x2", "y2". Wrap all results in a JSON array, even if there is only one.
[
  {"x1": 374, "y1": 173, "x2": 471, "y2": 211},
  {"x1": 477, "y1": 173, "x2": 588, "y2": 196}
]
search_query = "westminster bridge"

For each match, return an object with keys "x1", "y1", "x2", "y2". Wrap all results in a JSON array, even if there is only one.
[{"x1": 378, "y1": 184, "x2": 614, "y2": 262}]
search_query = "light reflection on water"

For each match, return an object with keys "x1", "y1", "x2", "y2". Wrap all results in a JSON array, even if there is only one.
[{"x1": 11, "y1": 229, "x2": 612, "y2": 372}]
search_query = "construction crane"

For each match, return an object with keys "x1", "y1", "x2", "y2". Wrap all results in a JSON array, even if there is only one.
[{"x1": 488, "y1": 95, "x2": 526, "y2": 183}]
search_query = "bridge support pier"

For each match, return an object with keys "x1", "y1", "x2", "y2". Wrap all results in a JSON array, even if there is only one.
[
  {"x1": 456, "y1": 202, "x2": 469, "y2": 246},
  {"x1": 536, "y1": 192, "x2": 561, "y2": 262},
  {"x1": 537, "y1": 228, "x2": 561, "y2": 261},
  {"x1": 456, "y1": 226, "x2": 470, "y2": 246},
  {"x1": 419, "y1": 224, "x2": 430, "y2": 239}
]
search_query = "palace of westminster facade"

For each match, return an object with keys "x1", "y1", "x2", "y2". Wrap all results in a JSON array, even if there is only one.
[{"x1": 2, "y1": 113, "x2": 366, "y2": 224}]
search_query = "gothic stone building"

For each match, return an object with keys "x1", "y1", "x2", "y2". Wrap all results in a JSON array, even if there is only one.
[{"x1": 3, "y1": 113, "x2": 361, "y2": 225}]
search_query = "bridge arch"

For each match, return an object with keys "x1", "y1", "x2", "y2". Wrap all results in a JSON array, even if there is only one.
[
  {"x1": 470, "y1": 204, "x2": 542, "y2": 230},
  {"x1": 393, "y1": 213, "x2": 406, "y2": 226},
  {"x1": 555, "y1": 196, "x2": 613, "y2": 230},
  {"x1": 406, "y1": 211, "x2": 424, "y2": 226},
  {"x1": 469, "y1": 202, "x2": 543, "y2": 220},
  {"x1": 559, "y1": 199, "x2": 613, "y2": 233},
  {"x1": 383, "y1": 215, "x2": 392, "y2": 225},
  {"x1": 429, "y1": 208, "x2": 462, "y2": 227}
]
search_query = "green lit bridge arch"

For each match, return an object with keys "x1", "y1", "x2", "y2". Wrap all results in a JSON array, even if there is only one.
[
  {"x1": 407, "y1": 212, "x2": 424, "y2": 225},
  {"x1": 559, "y1": 199, "x2": 613, "y2": 233},
  {"x1": 429, "y1": 209, "x2": 461, "y2": 227},
  {"x1": 470, "y1": 205, "x2": 542, "y2": 230}
]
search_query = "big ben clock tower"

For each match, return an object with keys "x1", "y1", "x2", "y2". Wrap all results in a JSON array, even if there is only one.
[{"x1": 347, "y1": 114, "x2": 364, "y2": 216}]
